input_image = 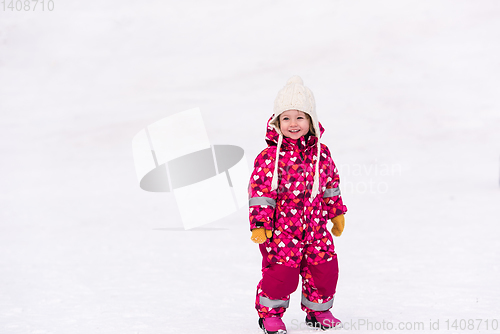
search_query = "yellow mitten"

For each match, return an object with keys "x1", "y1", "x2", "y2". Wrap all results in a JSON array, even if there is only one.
[
  {"x1": 250, "y1": 228, "x2": 273, "y2": 244},
  {"x1": 331, "y1": 214, "x2": 345, "y2": 237}
]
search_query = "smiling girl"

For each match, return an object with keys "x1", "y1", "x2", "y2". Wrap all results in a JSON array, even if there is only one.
[{"x1": 248, "y1": 76, "x2": 347, "y2": 334}]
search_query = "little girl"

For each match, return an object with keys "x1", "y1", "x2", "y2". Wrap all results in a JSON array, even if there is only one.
[{"x1": 249, "y1": 76, "x2": 347, "y2": 334}]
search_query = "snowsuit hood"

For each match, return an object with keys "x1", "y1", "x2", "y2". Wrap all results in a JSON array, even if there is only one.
[
  {"x1": 265, "y1": 113, "x2": 325, "y2": 198},
  {"x1": 265, "y1": 115, "x2": 325, "y2": 147}
]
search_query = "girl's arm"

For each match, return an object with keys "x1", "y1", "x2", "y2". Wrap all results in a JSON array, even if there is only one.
[
  {"x1": 322, "y1": 146, "x2": 348, "y2": 219},
  {"x1": 248, "y1": 147, "x2": 278, "y2": 231}
]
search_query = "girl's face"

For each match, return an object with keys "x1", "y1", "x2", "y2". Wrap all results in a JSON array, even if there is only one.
[{"x1": 279, "y1": 109, "x2": 311, "y2": 140}]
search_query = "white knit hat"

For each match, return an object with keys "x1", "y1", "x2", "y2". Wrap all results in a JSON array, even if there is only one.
[{"x1": 268, "y1": 75, "x2": 322, "y2": 198}]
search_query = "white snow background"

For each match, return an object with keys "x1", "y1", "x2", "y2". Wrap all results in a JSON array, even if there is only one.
[{"x1": 1, "y1": 1, "x2": 500, "y2": 333}]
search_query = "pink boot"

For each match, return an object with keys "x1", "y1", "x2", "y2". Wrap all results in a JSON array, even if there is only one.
[
  {"x1": 259, "y1": 317, "x2": 287, "y2": 334},
  {"x1": 305, "y1": 311, "x2": 341, "y2": 329}
]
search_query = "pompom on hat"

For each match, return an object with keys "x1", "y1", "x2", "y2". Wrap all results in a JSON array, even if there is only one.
[{"x1": 268, "y1": 75, "x2": 322, "y2": 198}]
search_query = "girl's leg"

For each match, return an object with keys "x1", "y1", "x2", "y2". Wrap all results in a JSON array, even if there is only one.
[
  {"x1": 300, "y1": 250, "x2": 339, "y2": 316},
  {"x1": 255, "y1": 243, "x2": 300, "y2": 318}
]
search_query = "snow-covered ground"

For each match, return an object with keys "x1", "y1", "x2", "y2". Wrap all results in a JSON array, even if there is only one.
[{"x1": 1, "y1": 1, "x2": 500, "y2": 333}]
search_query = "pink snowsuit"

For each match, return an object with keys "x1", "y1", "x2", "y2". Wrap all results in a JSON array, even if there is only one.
[{"x1": 249, "y1": 116, "x2": 347, "y2": 318}]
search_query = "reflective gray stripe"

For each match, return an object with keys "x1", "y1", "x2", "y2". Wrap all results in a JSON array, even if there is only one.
[
  {"x1": 301, "y1": 294, "x2": 334, "y2": 311},
  {"x1": 323, "y1": 187, "x2": 341, "y2": 198},
  {"x1": 259, "y1": 296, "x2": 290, "y2": 309},
  {"x1": 249, "y1": 197, "x2": 276, "y2": 208}
]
